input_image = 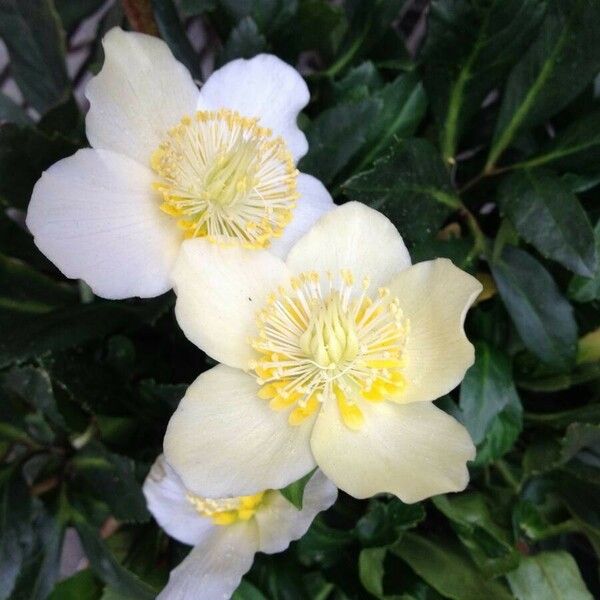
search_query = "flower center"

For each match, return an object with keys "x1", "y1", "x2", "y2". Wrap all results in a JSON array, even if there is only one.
[
  {"x1": 186, "y1": 491, "x2": 265, "y2": 525},
  {"x1": 250, "y1": 270, "x2": 410, "y2": 430},
  {"x1": 151, "y1": 109, "x2": 298, "y2": 248}
]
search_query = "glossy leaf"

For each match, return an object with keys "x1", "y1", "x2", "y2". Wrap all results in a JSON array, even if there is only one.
[{"x1": 279, "y1": 469, "x2": 315, "y2": 510}]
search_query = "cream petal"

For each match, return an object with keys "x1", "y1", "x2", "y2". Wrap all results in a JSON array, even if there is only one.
[
  {"x1": 268, "y1": 173, "x2": 336, "y2": 259},
  {"x1": 163, "y1": 365, "x2": 317, "y2": 498},
  {"x1": 143, "y1": 455, "x2": 214, "y2": 547},
  {"x1": 85, "y1": 27, "x2": 201, "y2": 165},
  {"x1": 255, "y1": 470, "x2": 337, "y2": 554},
  {"x1": 158, "y1": 521, "x2": 258, "y2": 600},
  {"x1": 286, "y1": 202, "x2": 411, "y2": 287},
  {"x1": 310, "y1": 398, "x2": 475, "y2": 502},
  {"x1": 388, "y1": 259, "x2": 482, "y2": 404},
  {"x1": 171, "y1": 239, "x2": 290, "y2": 369},
  {"x1": 26, "y1": 148, "x2": 181, "y2": 299},
  {"x1": 200, "y1": 54, "x2": 309, "y2": 161}
]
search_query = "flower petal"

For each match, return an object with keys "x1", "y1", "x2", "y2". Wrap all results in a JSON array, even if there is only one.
[
  {"x1": 310, "y1": 398, "x2": 475, "y2": 502},
  {"x1": 163, "y1": 365, "x2": 317, "y2": 498},
  {"x1": 158, "y1": 521, "x2": 258, "y2": 600},
  {"x1": 143, "y1": 455, "x2": 214, "y2": 546},
  {"x1": 200, "y1": 54, "x2": 309, "y2": 161},
  {"x1": 255, "y1": 470, "x2": 337, "y2": 554},
  {"x1": 86, "y1": 27, "x2": 201, "y2": 165},
  {"x1": 268, "y1": 173, "x2": 335, "y2": 259},
  {"x1": 171, "y1": 240, "x2": 289, "y2": 369},
  {"x1": 388, "y1": 259, "x2": 483, "y2": 403},
  {"x1": 26, "y1": 148, "x2": 181, "y2": 299},
  {"x1": 286, "y1": 202, "x2": 411, "y2": 286}
]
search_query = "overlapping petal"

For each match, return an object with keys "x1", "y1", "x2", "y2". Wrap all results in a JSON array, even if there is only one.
[
  {"x1": 171, "y1": 240, "x2": 289, "y2": 369},
  {"x1": 163, "y1": 365, "x2": 317, "y2": 498},
  {"x1": 387, "y1": 259, "x2": 482, "y2": 404},
  {"x1": 310, "y1": 397, "x2": 475, "y2": 502},
  {"x1": 85, "y1": 28, "x2": 201, "y2": 165},
  {"x1": 200, "y1": 54, "x2": 310, "y2": 161},
  {"x1": 286, "y1": 202, "x2": 411, "y2": 287},
  {"x1": 26, "y1": 149, "x2": 181, "y2": 299}
]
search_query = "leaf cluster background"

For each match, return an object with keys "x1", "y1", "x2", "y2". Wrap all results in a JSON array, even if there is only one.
[{"x1": 0, "y1": 0, "x2": 600, "y2": 598}]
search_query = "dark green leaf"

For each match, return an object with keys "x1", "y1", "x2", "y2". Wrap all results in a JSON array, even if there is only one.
[
  {"x1": 279, "y1": 469, "x2": 315, "y2": 509},
  {"x1": 459, "y1": 343, "x2": 519, "y2": 445},
  {"x1": 220, "y1": 17, "x2": 268, "y2": 64},
  {"x1": 507, "y1": 551, "x2": 593, "y2": 600},
  {"x1": 498, "y1": 170, "x2": 597, "y2": 277},
  {"x1": 423, "y1": 0, "x2": 546, "y2": 161},
  {"x1": 72, "y1": 442, "x2": 150, "y2": 523},
  {"x1": 487, "y1": 0, "x2": 600, "y2": 169},
  {"x1": 55, "y1": 0, "x2": 106, "y2": 33},
  {"x1": 391, "y1": 533, "x2": 513, "y2": 600},
  {"x1": 296, "y1": 516, "x2": 354, "y2": 568},
  {"x1": 299, "y1": 97, "x2": 380, "y2": 185},
  {"x1": 233, "y1": 580, "x2": 269, "y2": 600},
  {"x1": 0, "y1": 93, "x2": 32, "y2": 126},
  {"x1": 0, "y1": 123, "x2": 78, "y2": 210},
  {"x1": 48, "y1": 569, "x2": 102, "y2": 600},
  {"x1": 343, "y1": 138, "x2": 460, "y2": 244},
  {"x1": 358, "y1": 548, "x2": 389, "y2": 600},
  {"x1": 490, "y1": 245, "x2": 577, "y2": 370},
  {"x1": 152, "y1": 0, "x2": 201, "y2": 79},
  {"x1": 0, "y1": 0, "x2": 70, "y2": 114},
  {"x1": 569, "y1": 219, "x2": 600, "y2": 302}
]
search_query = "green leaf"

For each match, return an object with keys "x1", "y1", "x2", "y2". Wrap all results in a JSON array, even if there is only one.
[
  {"x1": 0, "y1": 123, "x2": 78, "y2": 210},
  {"x1": 432, "y1": 493, "x2": 519, "y2": 576},
  {"x1": 72, "y1": 442, "x2": 150, "y2": 523},
  {"x1": 490, "y1": 245, "x2": 577, "y2": 370},
  {"x1": 358, "y1": 548, "x2": 389, "y2": 600},
  {"x1": 73, "y1": 513, "x2": 155, "y2": 600},
  {"x1": 422, "y1": 0, "x2": 546, "y2": 161},
  {"x1": 219, "y1": 17, "x2": 268, "y2": 64},
  {"x1": 498, "y1": 170, "x2": 597, "y2": 277},
  {"x1": 0, "y1": 0, "x2": 70, "y2": 114},
  {"x1": 342, "y1": 138, "x2": 460, "y2": 244},
  {"x1": 48, "y1": 570, "x2": 102, "y2": 600},
  {"x1": 232, "y1": 580, "x2": 269, "y2": 600},
  {"x1": 514, "y1": 109, "x2": 600, "y2": 173},
  {"x1": 296, "y1": 516, "x2": 354, "y2": 568},
  {"x1": 0, "y1": 93, "x2": 32, "y2": 126},
  {"x1": 152, "y1": 0, "x2": 200, "y2": 79},
  {"x1": 279, "y1": 469, "x2": 315, "y2": 509},
  {"x1": 0, "y1": 253, "x2": 77, "y2": 313},
  {"x1": 507, "y1": 551, "x2": 593, "y2": 600},
  {"x1": 487, "y1": 0, "x2": 600, "y2": 169},
  {"x1": 299, "y1": 97, "x2": 381, "y2": 185},
  {"x1": 0, "y1": 295, "x2": 173, "y2": 369},
  {"x1": 569, "y1": 219, "x2": 600, "y2": 302},
  {"x1": 459, "y1": 342, "x2": 520, "y2": 445},
  {"x1": 391, "y1": 532, "x2": 513, "y2": 600},
  {"x1": 55, "y1": 0, "x2": 106, "y2": 34}
]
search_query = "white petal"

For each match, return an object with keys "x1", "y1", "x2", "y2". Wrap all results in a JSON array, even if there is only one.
[
  {"x1": 171, "y1": 239, "x2": 289, "y2": 369},
  {"x1": 143, "y1": 455, "x2": 214, "y2": 546},
  {"x1": 310, "y1": 398, "x2": 475, "y2": 502},
  {"x1": 26, "y1": 149, "x2": 181, "y2": 299},
  {"x1": 163, "y1": 365, "x2": 317, "y2": 498},
  {"x1": 268, "y1": 173, "x2": 336, "y2": 259},
  {"x1": 388, "y1": 259, "x2": 482, "y2": 403},
  {"x1": 200, "y1": 54, "x2": 309, "y2": 161},
  {"x1": 86, "y1": 27, "x2": 201, "y2": 165},
  {"x1": 286, "y1": 202, "x2": 411, "y2": 287},
  {"x1": 255, "y1": 470, "x2": 337, "y2": 554},
  {"x1": 158, "y1": 522, "x2": 258, "y2": 600}
]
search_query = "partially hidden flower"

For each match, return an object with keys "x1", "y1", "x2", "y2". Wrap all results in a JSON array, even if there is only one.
[
  {"x1": 143, "y1": 455, "x2": 336, "y2": 599},
  {"x1": 26, "y1": 28, "x2": 333, "y2": 299},
  {"x1": 163, "y1": 202, "x2": 483, "y2": 503}
]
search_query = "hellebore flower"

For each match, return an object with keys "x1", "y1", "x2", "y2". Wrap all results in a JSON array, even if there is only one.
[
  {"x1": 26, "y1": 28, "x2": 333, "y2": 299},
  {"x1": 164, "y1": 202, "x2": 482, "y2": 503},
  {"x1": 143, "y1": 455, "x2": 336, "y2": 599}
]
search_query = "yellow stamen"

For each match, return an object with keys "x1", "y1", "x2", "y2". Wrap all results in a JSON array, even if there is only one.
[{"x1": 187, "y1": 491, "x2": 265, "y2": 525}]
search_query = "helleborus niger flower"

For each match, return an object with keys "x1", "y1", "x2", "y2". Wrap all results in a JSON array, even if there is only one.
[
  {"x1": 26, "y1": 28, "x2": 333, "y2": 299},
  {"x1": 143, "y1": 455, "x2": 336, "y2": 599},
  {"x1": 163, "y1": 202, "x2": 483, "y2": 503}
]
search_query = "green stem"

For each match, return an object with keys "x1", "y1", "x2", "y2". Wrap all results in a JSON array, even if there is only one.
[
  {"x1": 533, "y1": 519, "x2": 580, "y2": 541},
  {"x1": 495, "y1": 459, "x2": 520, "y2": 492}
]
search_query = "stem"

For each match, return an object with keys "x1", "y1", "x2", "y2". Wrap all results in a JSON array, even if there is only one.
[
  {"x1": 495, "y1": 459, "x2": 520, "y2": 492},
  {"x1": 533, "y1": 519, "x2": 580, "y2": 541}
]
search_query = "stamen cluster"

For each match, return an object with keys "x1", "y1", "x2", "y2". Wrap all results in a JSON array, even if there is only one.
[
  {"x1": 151, "y1": 109, "x2": 299, "y2": 248},
  {"x1": 250, "y1": 270, "x2": 410, "y2": 430},
  {"x1": 186, "y1": 491, "x2": 265, "y2": 525}
]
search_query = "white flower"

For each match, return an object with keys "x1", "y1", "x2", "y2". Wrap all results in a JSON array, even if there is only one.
[
  {"x1": 143, "y1": 455, "x2": 337, "y2": 600},
  {"x1": 26, "y1": 28, "x2": 333, "y2": 299},
  {"x1": 163, "y1": 202, "x2": 482, "y2": 503}
]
